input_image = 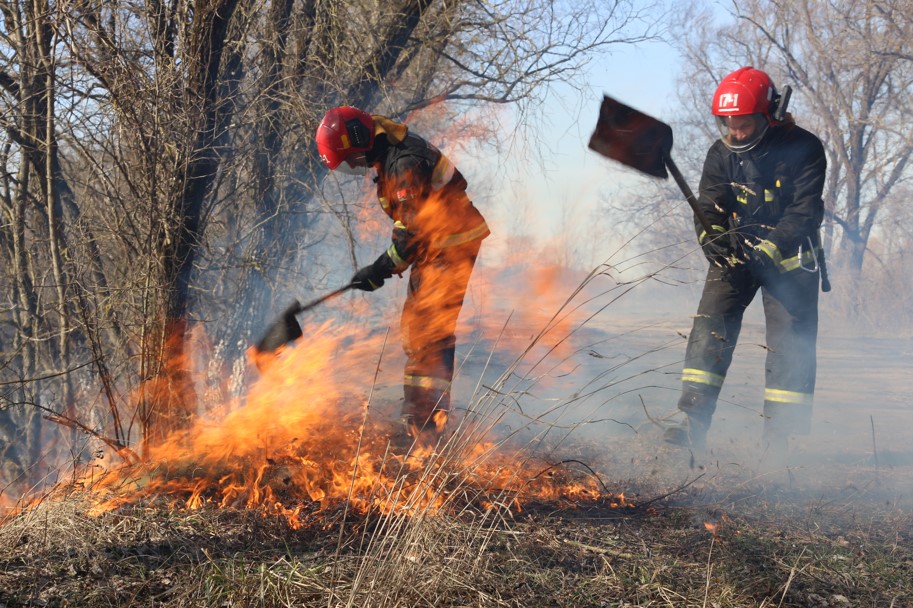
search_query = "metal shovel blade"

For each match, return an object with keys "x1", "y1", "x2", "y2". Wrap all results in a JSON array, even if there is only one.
[
  {"x1": 250, "y1": 284, "x2": 354, "y2": 373},
  {"x1": 588, "y1": 95, "x2": 714, "y2": 234},
  {"x1": 587, "y1": 95, "x2": 674, "y2": 179},
  {"x1": 255, "y1": 300, "x2": 304, "y2": 355}
]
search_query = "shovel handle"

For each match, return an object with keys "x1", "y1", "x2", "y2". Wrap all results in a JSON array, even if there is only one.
[
  {"x1": 664, "y1": 155, "x2": 715, "y2": 236},
  {"x1": 293, "y1": 284, "x2": 355, "y2": 315},
  {"x1": 292, "y1": 283, "x2": 356, "y2": 315}
]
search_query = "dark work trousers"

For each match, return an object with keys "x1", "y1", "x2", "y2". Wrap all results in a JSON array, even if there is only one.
[
  {"x1": 678, "y1": 262, "x2": 820, "y2": 437},
  {"x1": 400, "y1": 238, "x2": 482, "y2": 431}
]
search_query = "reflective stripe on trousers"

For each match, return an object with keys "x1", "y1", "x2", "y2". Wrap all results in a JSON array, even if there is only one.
[
  {"x1": 678, "y1": 262, "x2": 819, "y2": 430},
  {"x1": 400, "y1": 238, "x2": 482, "y2": 420}
]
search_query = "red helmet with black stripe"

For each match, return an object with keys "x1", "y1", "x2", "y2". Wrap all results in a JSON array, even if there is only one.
[
  {"x1": 711, "y1": 67, "x2": 777, "y2": 152},
  {"x1": 316, "y1": 106, "x2": 374, "y2": 171}
]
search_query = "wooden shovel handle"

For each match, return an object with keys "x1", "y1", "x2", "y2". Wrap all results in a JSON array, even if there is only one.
[
  {"x1": 663, "y1": 155, "x2": 714, "y2": 236},
  {"x1": 293, "y1": 283, "x2": 355, "y2": 314}
]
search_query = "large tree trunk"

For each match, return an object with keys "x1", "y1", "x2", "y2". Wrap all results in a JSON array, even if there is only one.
[{"x1": 141, "y1": 0, "x2": 242, "y2": 450}]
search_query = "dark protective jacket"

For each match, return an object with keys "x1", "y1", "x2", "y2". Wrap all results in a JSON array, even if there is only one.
[
  {"x1": 369, "y1": 127, "x2": 489, "y2": 277},
  {"x1": 696, "y1": 122, "x2": 827, "y2": 270},
  {"x1": 676, "y1": 120, "x2": 827, "y2": 438},
  {"x1": 362, "y1": 119, "x2": 488, "y2": 430}
]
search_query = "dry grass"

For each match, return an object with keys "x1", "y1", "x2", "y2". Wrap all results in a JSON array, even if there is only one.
[
  {"x1": 3, "y1": 264, "x2": 911, "y2": 607},
  {"x1": 2, "y1": 437, "x2": 912, "y2": 608}
]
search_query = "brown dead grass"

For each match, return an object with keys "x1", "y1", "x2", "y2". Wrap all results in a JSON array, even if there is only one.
[{"x1": 2, "y1": 438, "x2": 911, "y2": 608}]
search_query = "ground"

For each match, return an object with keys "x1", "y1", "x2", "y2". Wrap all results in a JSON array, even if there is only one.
[{"x1": 1, "y1": 296, "x2": 911, "y2": 607}]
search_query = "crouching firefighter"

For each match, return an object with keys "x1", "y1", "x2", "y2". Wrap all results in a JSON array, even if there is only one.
[
  {"x1": 316, "y1": 106, "x2": 489, "y2": 442},
  {"x1": 665, "y1": 66, "x2": 829, "y2": 452}
]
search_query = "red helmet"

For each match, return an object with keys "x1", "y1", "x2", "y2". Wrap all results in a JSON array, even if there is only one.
[
  {"x1": 315, "y1": 106, "x2": 374, "y2": 170},
  {"x1": 711, "y1": 67, "x2": 777, "y2": 152}
]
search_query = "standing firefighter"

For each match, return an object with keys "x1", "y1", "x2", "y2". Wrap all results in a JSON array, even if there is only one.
[
  {"x1": 316, "y1": 106, "x2": 489, "y2": 442},
  {"x1": 665, "y1": 67, "x2": 827, "y2": 452}
]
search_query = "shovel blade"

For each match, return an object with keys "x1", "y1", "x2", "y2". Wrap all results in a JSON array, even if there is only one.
[
  {"x1": 251, "y1": 300, "x2": 304, "y2": 370},
  {"x1": 588, "y1": 95, "x2": 673, "y2": 179}
]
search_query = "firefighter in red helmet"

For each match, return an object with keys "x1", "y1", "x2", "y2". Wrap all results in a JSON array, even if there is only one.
[
  {"x1": 316, "y1": 106, "x2": 489, "y2": 442},
  {"x1": 665, "y1": 67, "x2": 828, "y2": 455}
]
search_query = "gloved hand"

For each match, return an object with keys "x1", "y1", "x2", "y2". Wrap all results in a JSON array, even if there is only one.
[
  {"x1": 351, "y1": 254, "x2": 394, "y2": 291},
  {"x1": 746, "y1": 239, "x2": 782, "y2": 276},
  {"x1": 352, "y1": 264, "x2": 386, "y2": 291},
  {"x1": 700, "y1": 227, "x2": 736, "y2": 268}
]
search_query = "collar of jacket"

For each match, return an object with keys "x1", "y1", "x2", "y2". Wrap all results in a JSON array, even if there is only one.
[{"x1": 372, "y1": 115, "x2": 408, "y2": 144}]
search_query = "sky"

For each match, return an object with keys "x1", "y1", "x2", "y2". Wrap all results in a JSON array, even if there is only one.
[{"x1": 469, "y1": 38, "x2": 684, "y2": 266}]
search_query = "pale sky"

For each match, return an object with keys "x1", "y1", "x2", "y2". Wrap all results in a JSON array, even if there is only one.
[{"x1": 470, "y1": 38, "x2": 682, "y2": 266}]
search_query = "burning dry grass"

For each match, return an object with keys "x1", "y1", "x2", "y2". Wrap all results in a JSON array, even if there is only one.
[
  {"x1": 2, "y1": 449, "x2": 911, "y2": 607},
  {"x1": 2, "y1": 264, "x2": 912, "y2": 606}
]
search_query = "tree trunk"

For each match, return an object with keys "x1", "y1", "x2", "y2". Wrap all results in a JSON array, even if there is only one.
[{"x1": 142, "y1": 0, "x2": 241, "y2": 449}]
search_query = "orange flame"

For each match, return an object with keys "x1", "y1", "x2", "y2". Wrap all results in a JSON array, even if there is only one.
[
  {"x1": 67, "y1": 310, "x2": 630, "y2": 527},
  {"x1": 9, "y1": 103, "x2": 630, "y2": 524}
]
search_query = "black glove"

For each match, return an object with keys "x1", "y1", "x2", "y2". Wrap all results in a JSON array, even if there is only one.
[
  {"x1": 700, "y1": 227, "x2": 736, "y2": 268},
  {"x1": 746, "y1": 239, "x2": 782, "y2": 277},
  {"x1": 351, "y1": 254, "x2": 394, "y2": 291}
]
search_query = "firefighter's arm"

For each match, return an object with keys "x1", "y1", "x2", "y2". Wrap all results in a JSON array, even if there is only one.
[
  {"x1": 388, "y1": 154, "x2": 432, "y2": 226},
  {"x1": 350, "y1": 222, "x2": 418, "y2": 292},
  {"x1": 387, "y1": 221, "x2": 418, "y2": 273},
  {"x1": 696, "y1": 144, "x2": 736, "y2": 243},
  {"x1": 351, "y1": 253, "x2": 394, "y2": 291},
  {"x1": 766, "y1": 135, "x2": 827, "y2": 252},
  {"x1": 382, "y1": 154, "x2": 428, "y2": 272}
]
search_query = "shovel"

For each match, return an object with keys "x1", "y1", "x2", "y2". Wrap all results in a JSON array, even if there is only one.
[
  {"x1": 587, "y1": 95, "x2": 714, "y2": 235},
  {"x1": 251, "y1": 283, "x2": 354, "y2": 371}
]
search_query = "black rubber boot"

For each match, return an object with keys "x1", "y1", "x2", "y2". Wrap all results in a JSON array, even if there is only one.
[
  {"x1": 665, "y1": 388, "x2": 716, "y2": 450},
  {"x1": 401, "y1": 386, "x2": 449, "y2": 441},
  {"x1": 664, "y1": 415, "x2": 710, "y2": 451}
]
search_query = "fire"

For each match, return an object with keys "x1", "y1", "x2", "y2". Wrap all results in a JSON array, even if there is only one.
[
  {"x1": 0, "y1": 103, "x2": 631, "y2": 528},
  {"x1": 704, "y1": 513, "x2": 727, "y2": 538},
  {"x1": 69, "y1": 315, "x2": 629, "y2": 527}
]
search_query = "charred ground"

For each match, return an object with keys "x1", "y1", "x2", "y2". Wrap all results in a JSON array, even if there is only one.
[
  {"x1": 1, "y1": 436, "x2": 911, "y2": 608},
  {"x1": 2, "y1": 305, "x2": 911, "y2": 607}
]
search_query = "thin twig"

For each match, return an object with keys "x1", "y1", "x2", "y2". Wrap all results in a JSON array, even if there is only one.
[
  {"x1": 527, "y1": 459, "x2": 612, "y2": 495},
  {"x1": 639, "y1": 473, "x2": 707, "y2": 508},
  {"x1": 776, "y1": 546, "x2": 808, "y2": 608},
  {"x1": 640, "y1": 394, "x2": 671, "y2": 429},
  {"x1": 42, "y1": 411, "x2": 139, "y2": 464},
  {"x1": 703, "y1": 535, "x2": 714, "y2": 608},
  {"x1": 0, "y1": 359, "x2": 95, "y2": 385},
  {"x1": 870, "y1": 415, "x2": 880, "y2": 483}
]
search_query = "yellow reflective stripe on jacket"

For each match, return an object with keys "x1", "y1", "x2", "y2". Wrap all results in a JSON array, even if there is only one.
[
  {"x1": 387, "y1": 244, "x2": 407, "y2": 269},
  {"x1": 388, "y1": 221, "x2": 409, "y2": 270},
  {"x1": 682, "y1": 368, "x2": 725, "y2": 388},
  {"x1": 755, "y1": 239, "x2": 781, "y2": 263},
  {"x1": 757, "y1": 239, "x2": 821, "y2": 273},
  {"x1": 432, "y1": 220, "x2": 490, "y2": 249},
  {"x1": 734, "y1": 187, "x2": 773, "y2": 204},
  {"x1": 764, "y1": 388, "x2": 813, "y2": 406},
  {"x1": 431, "y1": 154, "x2": 456, "y2": 191},
  {"x1": 699, "y1": 225, "x2": 727, "y2": 244},
  {"x1": 404, "y1": 374, "x2": 451, "y2": 391},
  {"x1": 778, "y1": 246, "x2": 820, "y2": 272}
]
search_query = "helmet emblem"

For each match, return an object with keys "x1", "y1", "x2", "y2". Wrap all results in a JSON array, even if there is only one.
[{"x1": 718, "y1": 93, "x2": 739, "y2": 112}]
